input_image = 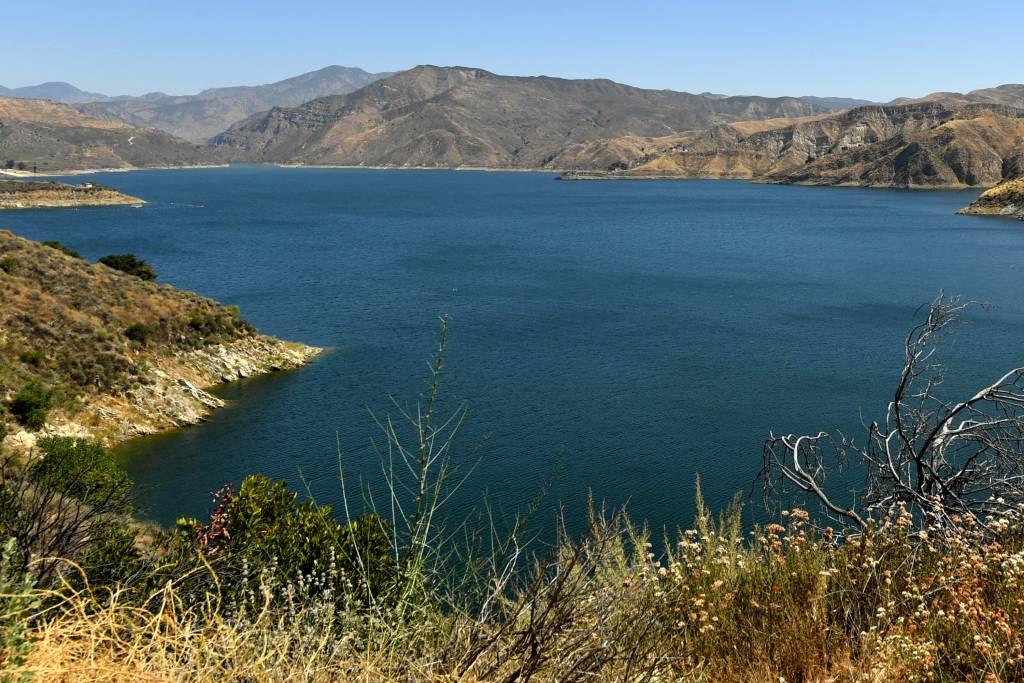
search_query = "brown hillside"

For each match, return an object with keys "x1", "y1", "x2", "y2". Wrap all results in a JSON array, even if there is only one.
[
  {"x1": 563, "y1": 102, "x2": 1024, "y2": 188},
  {"x1": 957, "y1": 176, "x2": 1024, "y2": 219},
  {"x1": 0, "y1": 231, "x2": 318, "y2": 447},
  {"x1": 0, "y1": 97, "x2": 219, "y2": 172},
  {"x1": 209, "y1": 65, "x2": 828, "y2": 169}
]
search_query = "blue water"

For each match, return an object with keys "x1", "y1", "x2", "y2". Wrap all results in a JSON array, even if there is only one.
[{"x1": 5, "y1": 167, "x2": 1022, "y2": 536}]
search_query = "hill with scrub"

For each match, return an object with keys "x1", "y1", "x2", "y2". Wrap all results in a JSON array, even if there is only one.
[
  {"x1": 208, "y1": 65, "x2": 828, "y2": 169},
  {"x1": 958, "y1": 175, "x2": 1024, "y2": 219},
  {"x1": 560, "y1": 101, "x2": 1024, "y2": 188},
  {"x1": 0, "y1": 230, "x2": 318, "y2": 449},
  {"x1": 0, "y1": 96, "x2": 218, "y2": 172}
]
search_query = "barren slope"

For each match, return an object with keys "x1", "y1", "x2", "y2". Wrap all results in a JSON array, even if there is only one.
[
  {"x1": 210, "y1": 65, "x2": 827, "y2": 169},
  {"x1": 0, "y1": 97, "x2": 218, "y2": 172}
]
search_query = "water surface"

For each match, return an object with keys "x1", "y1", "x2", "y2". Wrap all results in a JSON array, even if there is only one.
[{"x1": 6, "y1": 167, "x2": 1021, "y2": 535}]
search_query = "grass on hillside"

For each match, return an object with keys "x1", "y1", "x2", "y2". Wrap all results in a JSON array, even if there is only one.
[{"x1": 0, "y1": 231, "x2": 252, "y2": 428}]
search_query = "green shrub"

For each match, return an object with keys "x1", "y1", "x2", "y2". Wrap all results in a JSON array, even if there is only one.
[
  {"x1": 225, "y1": 304, "x2": 241, "y2": 319},
  {"x1": 75, "y1": 521, "x2": 142, "y2": 588},
  {"x1": 185, "y1": 476, "x2": 396, "y2": 604},
  {"x1": 0, "y1": 538, "x2": 38, "y2": 678},
  {"x1": 124, "y1": 323, "x2": 150, "y2": 344},
  {"x1": 41, "y1": 241, "x2": 81, "y2": 259},
  {"x1": 17, "y1": 350, "x2": 43, "y2": 367},
  {"x1": 9, "y1": 381, "x2": 52, "y2": 431},
  {"x1": 29, "y1": 437, "x2": 132, "y2": 514},
  {"x1": 98, "y1": 254, "x2": 156, "y2": 281},
  {"x1": 0, "y1": 257, "x2": 16, "y2": 275}
]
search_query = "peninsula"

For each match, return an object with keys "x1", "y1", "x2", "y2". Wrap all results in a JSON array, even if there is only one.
[
  {"x1": 0, "y1": 230, "x2": 320, "y2": 452},
  {"x1": 957, "y1": 175, "x2": 1024, "y2": 219},
  {"x1": 0, "y1": 179, "x2": 144, "y2": 209}
]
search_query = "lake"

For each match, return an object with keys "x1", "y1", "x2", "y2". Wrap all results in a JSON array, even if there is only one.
[{"x1": 5, "y1": 167, "x2": 1023, "y2": 536}]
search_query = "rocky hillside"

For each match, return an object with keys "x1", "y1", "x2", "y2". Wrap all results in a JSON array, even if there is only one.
[
  {"x1": 0, "y1": 97, "x2": 217, "y2": 172},
  {"x1": 80, "y1": 65, "x2": 393, "y2": 143},
  {"x1": 0, "y1": 180, "x2": 143, "y2": 209},
  {"x1": 957, "y1": 176, "x2": 1024, "y2": 219},
  {"x1": 209, "y1": 65, "x2": 828, "y2": 169},
  {"x1": 0, "y1": 230, "x2": 319, "y2": 450},
  {"x1": 562, "y1": 101, "x2": 1024, "y2": 188}
]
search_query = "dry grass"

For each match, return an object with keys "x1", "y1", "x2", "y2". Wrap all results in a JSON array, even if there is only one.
[
  {"x1": 0, "y1": 230, "x2": 253, "y2": 429},
  {"x1": 6, "y1": 498, "x2": 1024, "y2": 682}
]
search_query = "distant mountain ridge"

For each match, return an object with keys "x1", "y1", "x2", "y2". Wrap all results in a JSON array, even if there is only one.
[
  {"x1": 3, "y1": 66, "x2": 1022, "y2": 187},
  {"x1": 0, "y1": 82, "x2": 111, "y2": 105},
  {"x1": 209, "y1": 65, "x2": 829, "y2": 168},
  {"x1": 798, "y1": 96, "x2": 877, "y2": 111},
  {"x1": 78, "y1": 66, "x2": 394, "y2": 142}
]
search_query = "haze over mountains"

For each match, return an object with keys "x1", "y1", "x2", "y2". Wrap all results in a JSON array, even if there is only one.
[
  {"x1": 77, "y1": 66, "x2": 394, "y2": 142},
  {"x1": 1, "y1": 64, "x2": 1021, "y2": 188}
]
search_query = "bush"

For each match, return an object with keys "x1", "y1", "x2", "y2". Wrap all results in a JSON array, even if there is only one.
[
  {"x1": 0, "y1": 437, "x2": 134, "y2": 587},
  {"x1": 185, "y1": 475, "x2": 396, "y2": 605},
  {"x1": 124, "y1": 323, "x2": 150, "y2": 344},
  {"x1": 18, "y1": 350, "x2": 43, "y2": 367},
  {"x1": 28, "y1": 437, "x2": 132, "y2": 513},
  {"x1": 0, "y1": 257, "x2": 16, "y2": 275},
  {"x1": 8, "y1": 381, "x2": 52, "y2": 431},
  {"x1": 41, "y1": 241, "x2": 81, "y2": 259},
  {"x1": 225, "y1": 304, "x2": 241, "y2": 319},
  {"x1": 0, "y1": 538, "x2": 38, "y2": 677},
  {"x1": 98, "y1": 254, "x2": 156, "y2": 281}
]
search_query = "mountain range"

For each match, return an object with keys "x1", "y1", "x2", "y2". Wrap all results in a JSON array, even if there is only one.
[
  {"x1": 560, "y1": 97, "x2": 1024, "y2": 188},
  {"x1": 1, "y1": 65, "x2": 1021, "y2": 189},
  {"x1": 76, "y1": 66, "x2": 393, "y2": 142},
  {"x1": 209, "y1": 65, "x2": 827, "y2": 168}
]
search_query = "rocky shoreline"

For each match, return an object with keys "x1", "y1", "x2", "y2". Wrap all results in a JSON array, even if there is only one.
[
  {"x1": 0, "y1": 229, "x2": 322, "y2": 454},
  {"x1": 957, "y1": 177, "x2": 1024, "y2": 220},
  {"x1": 5, "y1": 337, "x2": 322, "y2": 453},
  {"x1": 0, "y1": 180, "x2": 144, "y2": 209}
]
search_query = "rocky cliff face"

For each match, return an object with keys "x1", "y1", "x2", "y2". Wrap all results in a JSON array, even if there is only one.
[
  {"x1": 0, "y1": 230, "x2": 320, "y2": 451},
  {"x1": 562, "y1": 102, "x2": 1024, "y2": 188},
  {"x1": 0, "y1": 180, "x2": 143, "y2": 209},
  {"x1": 209, "y1": 65, "x2": 828, "y2": 169},
  {"x1": 957, "y1": 176, "x2": 1024, "y2": 219}
]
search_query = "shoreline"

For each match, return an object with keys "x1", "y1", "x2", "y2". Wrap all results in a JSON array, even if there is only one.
[
  {"x1": 0, "y1": 163, "x2": 230, "y2": 179},
  {"x1": 558, "y1": 170, "x2": 991, "y2": 191},
  {"x1": 0, "y1": 161, "x2": 994, "y2": 192},
  {"x1": 274, "y1": 163, "x2": 564, "y2": 173},
  {"x1": 3, "y1": 338, "x2": 323, "y2": 454}
]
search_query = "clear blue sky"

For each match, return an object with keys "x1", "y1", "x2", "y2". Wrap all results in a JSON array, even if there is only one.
[{"x1": 6, "y1": 1, "x2": 1022, "y2": 101}]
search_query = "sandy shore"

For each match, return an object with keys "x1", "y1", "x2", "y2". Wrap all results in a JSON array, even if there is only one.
[
  {"x1": 0, "y1": 164, "x2": 229, "y2": 178},
  {"x1": 274, "y1": 163, "x2": 565, "y2": 173}
]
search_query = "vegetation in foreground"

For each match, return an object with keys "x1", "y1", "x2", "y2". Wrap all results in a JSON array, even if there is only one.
[{"x1": 3, "y1": 302, "x2": 1024, "y2": 681}]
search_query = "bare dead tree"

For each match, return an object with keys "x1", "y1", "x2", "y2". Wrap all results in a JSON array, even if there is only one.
[{"x1": 762, "y1": 293, "x2": 1024, "y2": 535}]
